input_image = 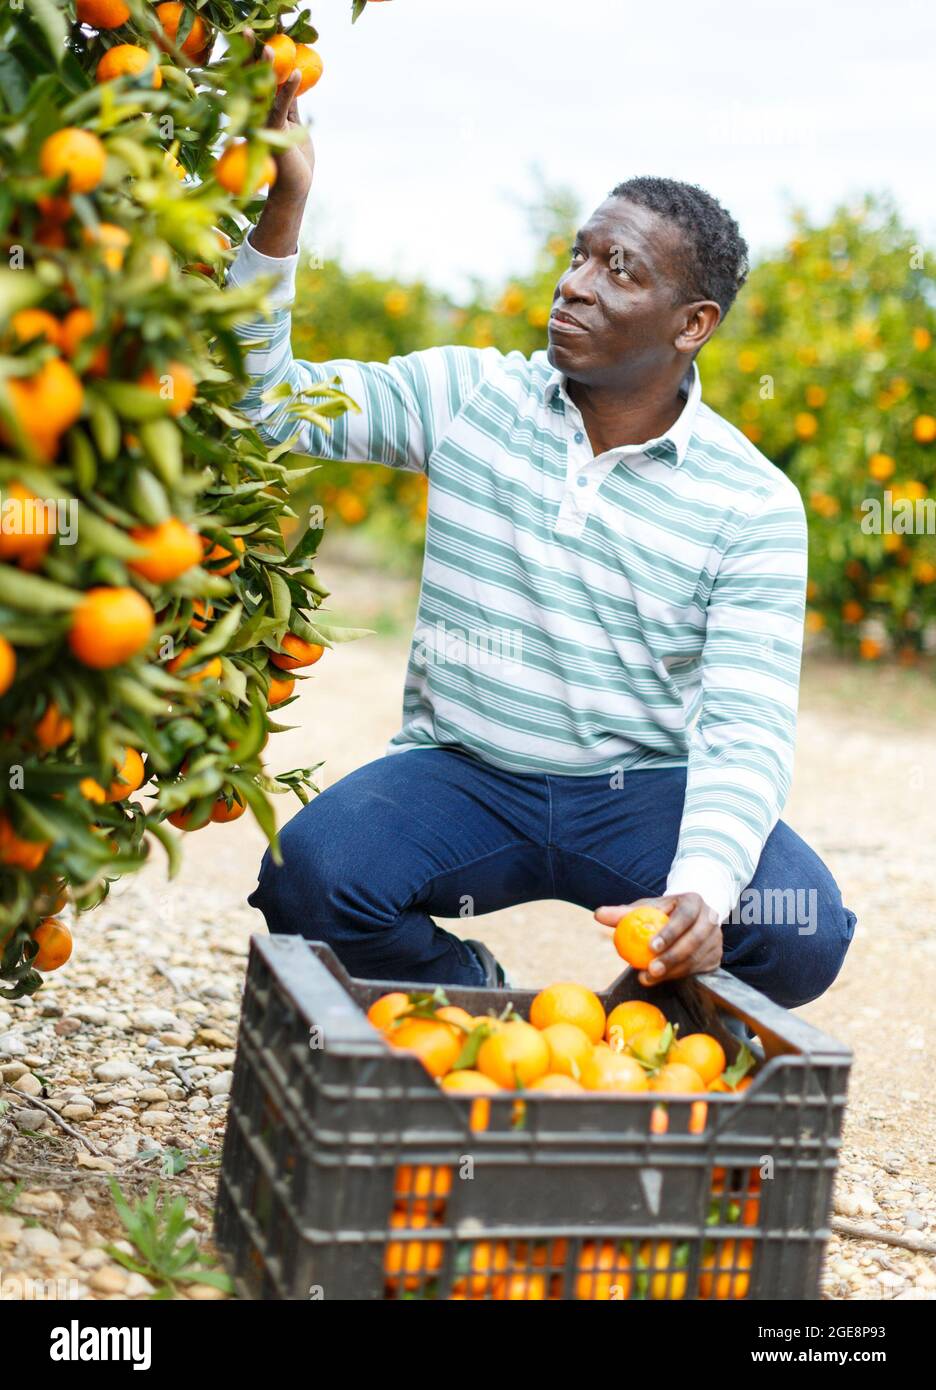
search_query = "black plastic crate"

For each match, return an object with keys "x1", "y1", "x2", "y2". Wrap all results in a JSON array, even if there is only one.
[{"x1": 215, "y1": 936, "x2": 851, "y2": 1300}]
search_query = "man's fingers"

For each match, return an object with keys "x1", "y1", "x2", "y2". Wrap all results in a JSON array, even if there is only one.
[
  {"x1": 639, "y1": 917, "x2": 723, "y2": 985},
  {"x1": 593, "y1": 898, "x2": 667, "y2": 929}
]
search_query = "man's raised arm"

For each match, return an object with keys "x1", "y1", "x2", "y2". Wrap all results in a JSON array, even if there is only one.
[{"x1": 225, "y1": 64, "x2": 500, "y2": 470}]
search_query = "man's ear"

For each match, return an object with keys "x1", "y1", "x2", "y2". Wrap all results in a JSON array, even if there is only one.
[{"x1": 675, "y1": 300, "x2": 721, "y2": 355}]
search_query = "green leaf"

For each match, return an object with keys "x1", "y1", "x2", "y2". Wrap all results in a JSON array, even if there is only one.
[
  {"x1": 0, "y1": 565, "x2": 79, "y2": 613},
  {"x1": 29, "y1": 0, "x2": 67, "y2": 66},
  {"x1": 139, "y1": 418, "x2": 183, "y2": 486},
  {"x1": 267, "y1": 568, "x2": 292, "y2": 626},
  {"x1": 95, "y1": 382, "x2": 172, "y2": 422},
  {"x1": 87, "y1": 395, "x2": 121, "y2": 462}
]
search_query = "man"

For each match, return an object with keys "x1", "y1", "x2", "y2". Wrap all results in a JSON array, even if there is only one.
[{"x1": 229, "y1": 75, "x2": 856, "y2": 1007}]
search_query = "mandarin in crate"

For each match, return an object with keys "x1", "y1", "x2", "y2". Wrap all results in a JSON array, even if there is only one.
[
  {"x1": 580, "y1": 1049, "x2": 648, "y2": 1092},
  {"x1": 477, "y1": 1020, "x2": 550, "y2": 1089},
  {"x1": 530, "y1": 981, "x2": 605, "y2": 1042},
  {"x1": 606, "y1": 999, "x2": 666, "y2": 1045},
  {"x1": 669, "y1": 1033, "x2": 726, "y2": 1086}
]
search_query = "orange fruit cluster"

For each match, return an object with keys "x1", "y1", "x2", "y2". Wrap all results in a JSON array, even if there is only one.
[
  {"x1": 370, "y1": 976, "x2": 760, "y2": 1301},
  {"x1": 367, "y1": 978, "x2": 754, "y2": 1100}
]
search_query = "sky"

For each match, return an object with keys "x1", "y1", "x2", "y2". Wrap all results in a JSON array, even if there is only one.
[{"x1": 292, "y1": 0, "x2": 935, "y2": 299}]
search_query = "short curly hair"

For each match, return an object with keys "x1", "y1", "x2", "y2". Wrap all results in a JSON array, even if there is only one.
[{"x1": 609, "y1": 176, "x2": 749, "y2": 318}]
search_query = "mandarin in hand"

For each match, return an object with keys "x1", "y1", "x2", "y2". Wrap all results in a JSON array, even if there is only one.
[{"x1": 613, "y1": 905, "x2": 669, "y2": 970}]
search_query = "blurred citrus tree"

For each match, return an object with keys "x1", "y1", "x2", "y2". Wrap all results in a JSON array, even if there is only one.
[
  {"x1": 0, "y1": 0, "x2": 375, "y2": 996},
  {"x1": 702, "y1": 195, "x2": 935, "y2": 665},
  {"x1": 302, "y1": 189, "x2": 935, "y2": 665}
]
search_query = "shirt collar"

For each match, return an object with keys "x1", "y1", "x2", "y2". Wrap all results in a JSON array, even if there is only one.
[{"x1": 542, "y1": 360, "x2": 701, "y2": 469}]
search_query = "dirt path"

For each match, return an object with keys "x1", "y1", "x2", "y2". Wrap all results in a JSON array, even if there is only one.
[{"x1": 1, "y1": 559, "x2": 934, "y2": 1300}]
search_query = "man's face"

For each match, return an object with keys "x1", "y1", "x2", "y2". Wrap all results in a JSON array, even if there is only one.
[{"x1": 547, "y1": 198, "x2": 703, "y2": 385}]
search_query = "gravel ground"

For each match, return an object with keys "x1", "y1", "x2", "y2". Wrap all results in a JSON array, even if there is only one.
[{"x1": 1, "y1": 558, "x2": 934, "y2": 1301}]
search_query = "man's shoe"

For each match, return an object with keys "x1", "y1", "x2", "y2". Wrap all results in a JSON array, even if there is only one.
[{"x1": 464, "y1": 938, "x2": 510, "y2": 988}]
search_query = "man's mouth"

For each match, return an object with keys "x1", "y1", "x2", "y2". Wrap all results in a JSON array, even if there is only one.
[{"x1": 548, "y1": 309, "x2": 589, "y2": 333}]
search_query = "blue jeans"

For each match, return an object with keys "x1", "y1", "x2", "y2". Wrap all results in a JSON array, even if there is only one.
[{"x1": 248, "y1": 748, "x2": 857, "y2": 1009}]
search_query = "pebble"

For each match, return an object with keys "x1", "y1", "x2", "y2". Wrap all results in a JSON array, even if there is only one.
[
  {"x1": 193, "y1": 1051, "x2": 236, "y2": 1069},
  {"x1": 12, "y1": 1108, "x2": 51, "y2": 1132},
  {"x1": 89, "y1": 1266, "x2": 128, "y2": 1294},
  {"x1": 159, "y1": 1031, "x2": 194, "y2": 1047},
  {"x1": 93, "y1": 1060, "x2": 141, "y2": 1081},
  {"x1": 78, "y1": 1248, "x2": 109, "y2": 1270},
  {"x1": 62, "y1": 1104, "x2": 95, "y2": 1121},
  {"x1": 15, "y1": 1190, "x2": 63, "y2": 1216},
  {"x1": 54, "y1": 1018, "x2": 83, "y2": 1037},
  {"x1": 70, "y1": 1006, "x2": 110, "y2": 1025},
  {"x1": 0, "y1": 1032, "x2": 28, "y2": 1057},
  {"x1": 16, "y1": 1227, "x2": 61, "y2": 1260},
  {"x1": 187, "y1": 1096, "x2": 210, "y2": 1113},
  {"x1": 186, "y1": 1283, "x2": 229, "y2": 1300},
  {"x1": 140, "y1": 1110, "x2": 174, "y2": 1126},
  {"x1": 0, "y1": 1060, "x2": 28, "y2": 1082},
  {"x1": 68, "y1": 1195, "x2": 94, "y2": 1222},
  {"x1": 206, "y1": 1070, "x2": 233, "y2": 1096},
  {"x1": 904, "y1": 1210, "x2": 927, "y2": 1230},
  {"x1": 12, "y1": 1072, "x2": 43, "y2": 1097},
  {"x1": 139, "y1": 1087, "x2": 169, "y2": 1104},
  {"x1": 0, "y1": 1214, "x2": 25, "y2": 1247},
  {"x1": 132, "y1": 1007, "x2": 183, "y2": 1034},
  {"x1": 125, "y1": 1273, "x2": 156, "y2": 1297}
]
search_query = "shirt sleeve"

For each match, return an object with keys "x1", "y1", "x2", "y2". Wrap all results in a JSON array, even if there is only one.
[
  {"x1": 225, "y1": 233, "x2": 501, "y2": 470},
  {"x1": 664, "y1": 478, "x2": 808, "y2": 924}
]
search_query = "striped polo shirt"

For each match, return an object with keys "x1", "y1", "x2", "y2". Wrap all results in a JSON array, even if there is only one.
[{"x1": 228, "y1": 236, "x2": 808, "y2": 923}]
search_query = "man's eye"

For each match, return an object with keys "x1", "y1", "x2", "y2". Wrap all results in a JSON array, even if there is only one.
[
  {"x1": 570, "y1": 247, "x2": 585, "y2": 264},
  {"x1": 611, "y1": 261, "x2": 632, "y2": 279}
]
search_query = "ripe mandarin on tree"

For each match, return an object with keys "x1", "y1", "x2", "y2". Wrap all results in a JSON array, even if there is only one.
[
  {"x1": 106, "y1": 747, "x2": 147, "y2": 802},
  {"x1": 265, "y1": 32, "x2": 297, "y2": 84},
  {"x1": 214, "y1": 141, "x2": 277, "y2": 196},
  {"x1": 10, "y1": 308, "x2": 62, "y2": 347},
  {"x1": 154, "y1": 2, "x2": 211, "y2": 58},
  {"x1": 129, "y1": 517, "x2": 202, "y2": 582},
  {"x1": 0, "y1": 816, "x2": 48, "y2": 871},
  {"x1": 68, "y1": 587, "x2": 155, "y2": 668},
  {"x1": 76, "y1": 0, "x2": 130, "y2": 26},
  {"x1": 137, "y1": 362, "x2": 197, "y2": 416},
  {"x1": 96, "y1": 44, "x2": 163, "y2": 88},
  {"x1": 34, "y1": 701, "x2": 73, "y2": 750},
  {"x1": 293, "y1": 44, "x2": 324, "y2": 94},
  {"x1": 39, "y1": 128, "x2": 106, "y2": 193},
  {"x1": 0, "y1": 482, "x2": 55, "y2": 563},
  {"x1": 211, "y1": 793, "x2": 247, "y2": 823},
  {"x1": 82, "y1": 222, "x2": 131, "y2": 271},
  {"x1": 202, "y1": 534, "x2": 245, "y2": 575},
  {"x1": 0, "y1": 636, "x2": 15, "y2": 697},
  {"x1": 267, "y1": 674, "x2": 295, "y2": 705},
  {"x1": 270, "y1": 635, "x2": 325, "y2": 670},
  {"x1": 31, "y1": 918, "x2": 73, "y2": 972}
]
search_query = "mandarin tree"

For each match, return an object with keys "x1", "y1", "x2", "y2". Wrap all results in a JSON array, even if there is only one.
[{"x1": 0, "y1": 0, "x2": 378, "y2": 996}]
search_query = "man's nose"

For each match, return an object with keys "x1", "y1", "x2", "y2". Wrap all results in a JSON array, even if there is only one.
[{"x1": 556, "y1": 265, "x2": 595, "y2": 303}]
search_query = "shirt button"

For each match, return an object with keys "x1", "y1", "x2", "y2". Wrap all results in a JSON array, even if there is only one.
[
  {"x1": 577, "y1": 475, "x2": 588, "y2": 488},
  {"x1": 574, "y1": 431, "x2": 585, "y2": 444}
]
